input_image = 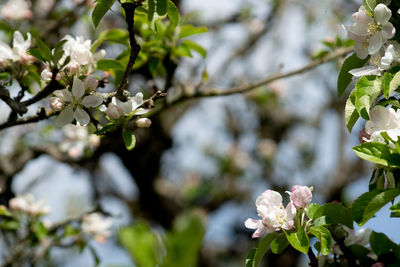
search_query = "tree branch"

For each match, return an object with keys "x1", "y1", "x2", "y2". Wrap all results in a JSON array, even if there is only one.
[
  {"x1": 116, "y1": 2, "x2": 142, "y2": 100},
  {"x1": 307, "y1": 248, "x2": 318, "y2": 267}
]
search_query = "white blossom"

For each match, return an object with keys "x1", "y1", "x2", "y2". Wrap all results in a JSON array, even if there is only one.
[
  {"x1": 59, "y1": 124, "x2": 100, "y2": 158},
  {"x1": 103, "y1": 93, "x2": 148, "y2": 120},
  {"x1": 1, "y1": 0, "x2": 32, "y2": 20},
  {"x1": 364, "y1": 105, "x2": 400, "y2": 144},
  {"x1": 0, "y1": 31, "x2": 34, "y2": 66},
  {"x1": 81, "y1": 213, "x2": 113, "y2": 243},
  {"x1": 245, "y1": 190, "x2": 296, "y2": 238},
  {"x1": 9, "y1": 194, "x2": 51, "y2": 216},
  {"x1": 347, "y1": 4, "x2": 395, "y2": 58},
  {"x1": 52, "y1": 78, "x2": 103, "y2": 126},
  {"x1": 136, "y1": 118, "x2": 152, "y2": 128}
]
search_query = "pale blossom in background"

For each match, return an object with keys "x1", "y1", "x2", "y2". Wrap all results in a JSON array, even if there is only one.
[
  {"x1": 9, "y1": 194, "x2": 51, "y2": 216},
  {"x1": 59, "y1": 124, "x2": 101, "y2": 159},
  {"x1": 81, "y1": 213, "x2": 113, "y2": 243},
  {"x1": 0, "y1": 31, "x2": 34, "y2": 66},
  {"x1": 1, "y1": 0, "x2": 32, "y2": 20}
]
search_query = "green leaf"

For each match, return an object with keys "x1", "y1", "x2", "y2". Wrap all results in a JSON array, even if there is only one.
[
  {"x1": 0, "y1": 206, "x2": 12, "y2": 217},
  {"x1": 353, "y1": 141, "x2": 400, "y2": 167},
  {"x1": 369, "y1": 231, "x2": 400, "y2": 257},
  {"x1": 389, "y1": 71, "x2": 400, "y2": 98},
  {"x1": 355, "y1": 76, "x2": 381, "y2": 120},
  {"x1": 382, "y1": 72, "x2": 393, "y2": 99},
  {"x1": 0, "y1": 72, "x2": 10, "y2": 81},
  {"x1": 246, "y1": 232, "x2": 277, "y2": 267},
  {"x1": 345, "y1": 89, "x2": 359, "y2": 133},
  {"x1": 352, "y1": 189, "x2": 400, "y2": 225},
  {"x1": 363, "y1": 0, "x2": 377, "y2": 14},
  {"x1": 92, "y1": 0, "x2": 117, "y2": 28},
  {"x1": 284, "y1": 228, "x2": 309, "y2": 255},
  {"x1": 313, "y1": 203, "x2": 353, "y2": 229},
  {"x1": 306, "y1": 203, "x2": 320, "y2": 220},
  {"x1": 122, "y1": 129, "x2": 136, "y2": 150},
  {"x1": 270, "y1": 233, "x2": 289, "y2": 254},
  {"x1": 119, "y1": 222, "x2": 159, "y2": 267},
  {"x1": 97, "y1": 59, "x2": 125, "y2": 71},
  {"x1": 156, "y1": 0, "x2": 167, "y2": 16},
  {"x1": 166, "y1": 0, "x2": 180, "y2": 27},
  {"x1": 182, "y1": 40, "x2": 207, "y2": 58},
  {"x1": 337, "y1": 53, "x2": 369, "y2": 97},
  {"x1": 91, "y1": 29, "x2": 129, "y2": 51},
  {"x1": 95, "y1": 122, "x2": 117, "y2": 135},
  {"x1": 32, "y1": 222, "x2": 48, "y2": 241},
  {"x1": 88, "y1": 245, "x2": 101, "y2": 267},
  {"x1": 308, "y1": 226, "x2": 332, "y2": 256},
  {"x1": 35, "y1": 39, "x2": 52, "y2": 62},
  {"x1": 179, "y1": 25, "x2": 208, "y2": 38},
  {"x1": 148, "y1": 0, "x2": 156, "y2": 21}
]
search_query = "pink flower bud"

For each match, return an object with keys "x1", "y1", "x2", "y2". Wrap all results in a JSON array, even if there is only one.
[
  {"x1": 20, "y1": 54, "x2": 35, "y2": 65},
  {"x1": 136, "y1": 118, "x2": 152, "y2": 128},
  {"x1": 49, "y1": 97, "x2": 64, "y2": 111},
  {"x1": 23, "y1": 10, "x2": 32, "y2": 19},
  {"x1": 290, "y1": 185, "x2": 312, "y2": 209},
  {"x1": 68, "y1": 62, "x2": 80, "y2": 74}
]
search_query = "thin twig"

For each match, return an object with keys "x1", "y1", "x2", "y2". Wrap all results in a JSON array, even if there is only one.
[{"x1": 307, "y1": 248, "x2": 318, "y2": 267}]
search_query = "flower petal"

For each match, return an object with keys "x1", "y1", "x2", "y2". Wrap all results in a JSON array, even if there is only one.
[
  {"x1": 56, "y1": 106, "x2": 74, "y2": 126},
  {"x1": 74, "y1": 107, "x2": 90, "y2": 126},
  {"x1": 54, "y1": 89, "x2": 74, "y2": 103},
  {"x1": 348, "y1": 66, "x2": 380, "y2": 77},
  {"x1": 368, "y1": 32, "x2": 383, "y2": 54},
  {"x1": 244, "y1": 218, "x2": 262, "y2": 229},
  {"x1": 381, "y1": 22, "x2": 395, "y2": 39},
  {"x1": 374, "y1": 4, "x2": 391, "y2": 26},
  {"x1": 72, "y1": 78, "x2": 85, "y2": 100},
  {"x1": 81, "y1": 95, "x2": 103, "y2": 108}
]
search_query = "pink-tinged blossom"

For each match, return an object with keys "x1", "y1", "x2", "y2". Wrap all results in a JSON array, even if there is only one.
[
  {"x1": 290, "y1": 186, "x2": 312, "y2": 209},
  {"x1": 136, "y1": 118, "x2": 152, "y2": 128},
  {"x1": 0, "y1": 31, "x2": 33, "y2": 66},
  {"x1": 81, "y1": 213, "x2": 113, "y2": 243},
  {"x1": 364, "y1": 106, "x2": 400, "y2": 145},
  {"x1": 245, "y1": 190, "x2": 296, "y2": 238},
  {"x1": 100, "y1": 93, "x2": 148, "y2": 120},
  {"x1": 1, "y1": 0, "x2": 32, "y2": 20},
  {"x1": 9, "y1": 194, "x2": 51, "y2": 216},
  {"x1": 347, "y1": 4, "x2": 395, "y2": 58}
]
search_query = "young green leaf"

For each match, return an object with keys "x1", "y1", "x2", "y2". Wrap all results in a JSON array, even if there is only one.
[
  {"x1": 345, "y1": 89, "x2": 359, "y2": 133},
  {"x1": 156, "y1": 0, "x2": 167, "y2": 16},
  {"x1": 270, "y1": 233, "x2": 289, "y2": 254},
  {"x1": 353, "y1": 142, "x2": 400, "y2": 167},
  {"x1": 363, "y1": 0, "x2": 377, "y2": 14},
  {"x1": 167, "y1": 0, "x2": 180, "y2": 27},
  {"x1": 92, "y1": 0, "x2": 117, "y2": 28},
  {"x1": 337, "y1": 53, "x2": 369, "y2": 97},
  {"x1": 308, "y1": 226, "x2": 332, "y2": 256},
  {"x1": 306, "y1": 203, "x2": 320, "y2": 220},
  {"x1": 122, "y1": 129, "x2": 136, "y2": 150},
  {"x1": 382, "y1": 72, "x2": 393, "y2": 99},
  {"x1": 389, "y1": 71, "x2": 400, "y2": 98},
  {"x1": 313, "y1": 203, "x2": 353, "y2": 228},
  {"x1": 182, "y1": 40, "x2": 207, "y2": 58},
  {"x1": 369, "y1": 231, "x2": 400, "y2": 257},
  {"x1": 246, "y1": 232, "x2": 277, "y2": 267},
  {"x1": 284, "y1": 228, "x2": 309, "y2": 255},
  {"x1": 179, "y1": 25, "x2": 208, "y2": 39},
  {"x1": 352, "y1": 189, "x2": 400, "y2": 225},
  {"x1": 355, "y1": 76, "x2": 381, "y2": 120},
  {"x1": 97, "y1": 59, "x2": 125, "y2": 71}
]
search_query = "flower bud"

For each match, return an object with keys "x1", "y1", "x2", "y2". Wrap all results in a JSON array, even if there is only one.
[
  {"x1": 290, "y1": 185, "x2": 312, "y2": 209},
  {"x1": 20, "y1": 54, "x2": 35, "y2": 65},
  {"x1": 136, "y1": 118, "x2": 152, "y2": 128},
  {"x1": 68, "y1": 62, "x2": 80, "y2": 75},
  {"x1": 41, "y1": 69, "x2": 52, "y2": 81},
  {"x1": 49, "y1": 97, "x2": 65, "y2": 111},
  {"x1": 106, "y1": 103, "x2": 123, "y2": 120},
  {"x1": 85, "y1": 75, "x2": 98, "y2": 91}
]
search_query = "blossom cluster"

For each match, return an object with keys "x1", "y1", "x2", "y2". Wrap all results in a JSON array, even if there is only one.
[{"x1": 245, "y1": 185, "x2": 312, "y2": 238}]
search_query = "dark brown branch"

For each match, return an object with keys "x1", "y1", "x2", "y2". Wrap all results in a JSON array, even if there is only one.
[
  {"x1": 116, "y1": 2, "x2": 142, "y2": 100},
  {"x1": 307, "y1": 248, "x2": 318, "y2": 267},
  {"x1": 0, "y1": 109, "x2": 58, "y2": 131}
]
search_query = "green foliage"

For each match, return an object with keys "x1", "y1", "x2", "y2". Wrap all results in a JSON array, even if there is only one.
[
  {"x1": 363, "y1": 0, "x2": 377, "y2": 15},
  {"x1": 313, "y1": 203, "x2": 353, "y2": 229},
  {"x1": 355, "y1": 76, "x2": 381, "y2": 120},
  {"x1": 306, "y1": 203, "x2": 320, "y2": 220},
  {"x1": 345, "y1": 89, "x2": 359, "y2": 132},
  {"x1": 389, "y1": 71, "x2": 400, "y2": 98},
  {"x1": 370, "y1": 231, "x2": 400, "y2": 257},
  {"x1": 382, "y1": 72, "x2": 394, "y2": 99},
  {"x1": 122, "y1": 129, "x2": 136, "y2": 150},
  {"x1": 92, "y1": 0, "x2": 117, "y2": 28},
  {"x1": 284, "y1": 228, "x2": 309, "y2": 254},
  {"x1": 308, "y1": 226, "x2": 332, "y2": 255},
  {"x1": 120, "y1": 212, "x2": 205, "y2": 267},
  {"x1": 337, "y1": 53, "x2": 369, "y2": 97},
  {"x1": 97, "y1": 59, "x2": 126, "y2": 71},
  {"x1": 390, "y1": 201, "x2": 400, "y2": 217},
  {"x1": 270, "y1": 233, "x2": 289, "y2": 254},
  {"x1": 352, "y1": 189, "x2": 400, "y2": 225},
  {"x1": 246, "y1": 232, "x2": 277, "y2": 267},
  {"x1": 91, "y1": 29, "x2": 129, "y2": 51},
  {"x1": 353, "y1": 141, "x2": 400, "y2": 167}
]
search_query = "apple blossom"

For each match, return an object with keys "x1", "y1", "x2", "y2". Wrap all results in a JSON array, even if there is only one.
[
  {"x1": 41, "y1": 69, "x2": 53, "y2": 81},
  {"x1": 290, "y1": 185, "x2": 312, "y2": 209},
  {"x1": 364, "y1": 105, "x2": 400, "y2": 144},
  {"x1": 0, "y1": 31, "x2": 33, "y2": 66},
  {"x1": 245, "y1": 190, "x2": 296, "y2": 238},
  {"x1": 1, "y1": 0, "x2": 32, "y2": 20},
  {"x1": 52, "y1": 78, "x2": 103, "y2": 126},
  {"x1": 102, "y1": 93, "x2": 148, "y2": 120},
  {"x1": 59, "y1": 124, "x2": 100, "y2": 158},
  {"x1": 9, "y1": 194, "x2": 51, "y2": 216},
  {"x1": 81, "y1": 212, "x2": 113, "y2": 243},
  {"x1": 347, "y1": 4, "x2": 395, "y2": 58}
]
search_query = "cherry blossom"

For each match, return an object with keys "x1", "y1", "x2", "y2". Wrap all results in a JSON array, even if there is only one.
[{"x1": 245, "y1": 190, "x2": 296, "y2": 238}]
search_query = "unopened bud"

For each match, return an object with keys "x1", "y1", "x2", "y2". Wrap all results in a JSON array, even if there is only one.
[
  {"x1": 68, "y1": 62, "x2": 80, "y2": 75},
  {"x1": 49, "y1": 97, "x2": 64, "y2": 111},
  {"x1": 20, "y1": 54, "x2": 35, "y2": 65},
  {"x1": 85, "y1": 75, "x2": 98, "y2": 91},
  {"x1": 41, "y1": 69, "x2": 52, "y2": 81},
  {"x1": 136, "y1": 118, "x2": 152, "y2": 128}
]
